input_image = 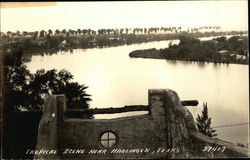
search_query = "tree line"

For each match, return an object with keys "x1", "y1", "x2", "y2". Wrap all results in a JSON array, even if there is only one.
[
  {"x1": 1, "y1": 26, "x2": 222, "y2": 38},
  {"x1": 2, "y1": 26, "x2": 243, "y2": 61}
]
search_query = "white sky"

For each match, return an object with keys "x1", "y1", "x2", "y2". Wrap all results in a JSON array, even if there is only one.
[{"x1": 0, "y1": 1, "x2": 248, "y2": 32}]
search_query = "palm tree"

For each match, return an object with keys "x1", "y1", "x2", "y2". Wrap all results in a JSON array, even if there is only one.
[
  {"x1": 72, "y1": 30, "x2": 76, "y2": 36},
  {"x1": 33, "y1": 31, "x2": 39, "y2": 39},
  {"x1": 97, "y1": 29, "x2": 102, "y2": 36},
  {"x1": 133, "y1": 28, "x2": 136, "y2": 34},
  {"x1": 107, "y1": 29, "x2": 111, "y2": 35},
  {"x1": 22, "y1": 31, "x2": 28, "y2": 37},
  {"x1": 115, "y1": 29, "x2": 119, "y2": 35},
  {"x1": 139, "y1": 28, "x2": 143, "y2": 34},
  {"x1": 66, "y1": 31, "x2": 70, "y2": 37},
  {"x1": 7, "y1": 31, "x2": 12, "y2": 37},
  {"x1": 120, "y1": 28, "x2": 124, "y2": 35},
  {"x1": 82, "y1": 29, "x2": 88, "y2": 35},
  {"x1": 39, "y1": 30, "x2": 45, "y2": 38},
  {"x1": 102, "y1": 29, "x2": 107, "y2": 36},
  {"x1": 16, "y1": 30, "x2": 21, "y2": 37},
  {"x1": 48, "y1": 29, "x2": 53, "y2": 36},
  {"x1": 69, "y1": 29, "x2": 73, "y2": 36},
  {"x1": 87, "y1": 29, "x2": 91, "y2": 35},
  {"x1": 55, "y1": 29, "x2": 61, "y2": 36},
  {"x1": 91, "y1": 30, "x2": 96, "y2": 36},
  {"x1": 125, "y1": 28, "x2": 129, "y2": 35},
  {"x1": 77, "y1": 29, "x2": 82, "y2": 36},
  {"x1": 1, "y1": 32, "x2": 4, "y2": 37},
  {"x1": 61, "y1": 29, "x2": 67, "y2": 36},
  {"x1": 178, "y1": 26, "x2": 182, "y2": 32}
]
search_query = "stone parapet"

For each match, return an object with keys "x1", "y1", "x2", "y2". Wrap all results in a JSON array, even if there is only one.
[{"x1": 34, "y1": 89, "x2": 249, "y2": 159}]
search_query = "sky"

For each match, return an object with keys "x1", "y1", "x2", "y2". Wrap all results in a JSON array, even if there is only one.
[{"x1": 0, "y1": 1, "x2": 248, "y2": 32}]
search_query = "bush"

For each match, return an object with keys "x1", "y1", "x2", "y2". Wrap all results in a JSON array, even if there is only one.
[{"x1": 196, "y1": 102, "x2": 217, "y2": 137}]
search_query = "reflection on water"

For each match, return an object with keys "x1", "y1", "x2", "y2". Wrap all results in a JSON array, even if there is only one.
[
  {"x1": 166, "y1": 60, "x2": 177, "y2": 65},
  {"x1": 25, "y1": 39, "x2": 249, "y2": 145},
  {"x1": 197, "y1": 62, "x2": 206, "y2": 68}
]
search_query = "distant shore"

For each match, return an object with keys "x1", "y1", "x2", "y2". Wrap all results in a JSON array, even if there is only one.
[
  {"x1": 2, "y1": 30, "x2": 246, "y2": 58},
  {"x1": 129, "y1": 35, "x2": 248, "y2": 65},
  {"x1": 2, "y1": 30, "x2": 248, "y2": 64}
]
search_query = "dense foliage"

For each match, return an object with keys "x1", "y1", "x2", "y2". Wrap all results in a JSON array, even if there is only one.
[
  {"x1": 196, "y1": 103, "x2": 217, "y2": 137},
  {"x1": 3, "y1": 48, "x2": 91, "y2": 112},
  {"x1": 129, "y1": 35, "x2": 248, "y2": 64},
  {"x1": 163, "y1": 36, "x2": 247, "y2": 63}
]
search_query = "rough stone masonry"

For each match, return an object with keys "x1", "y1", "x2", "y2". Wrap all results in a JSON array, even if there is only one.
[{"x1": 34, "y1": 89, "x2": 249, "y2": 159}]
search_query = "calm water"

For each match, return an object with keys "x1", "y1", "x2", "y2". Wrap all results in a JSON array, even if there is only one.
[{"x1": 25, "y1": 38, "x2": 249, "y2": 145}]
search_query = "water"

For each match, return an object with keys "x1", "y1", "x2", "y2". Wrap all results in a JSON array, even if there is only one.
[{"x1": 25, "y1": 38, "x2": 249, "y2": 145}]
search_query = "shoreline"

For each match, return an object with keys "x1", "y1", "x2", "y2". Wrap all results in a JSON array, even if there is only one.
[
  {"x1": 129, "y1": 56, "x2": 248, "y2": 65},
  {"x1": 17, "y1": 32, "x2": 248, "y2": 65},
  {"x1": 129, "y1": 35, "x2": 248, "y2": 65}
]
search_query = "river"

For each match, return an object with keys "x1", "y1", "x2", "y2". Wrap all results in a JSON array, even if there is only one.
[{"x1": 25, "y1": 37, "x2": 249, "y2": 146}]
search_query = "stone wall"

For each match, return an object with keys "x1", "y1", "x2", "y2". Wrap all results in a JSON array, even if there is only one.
[{"x1": 34, "y1": 89, "x2": 249, "y2": 159}]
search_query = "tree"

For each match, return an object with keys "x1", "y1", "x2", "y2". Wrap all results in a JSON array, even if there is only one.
[
  {"x1": 82, "y1": 29, "x2": 87, "y2": 35},
  {"x1": 120, "y1": 28, "x2": 124, "y2": 35},
  {"x1": 87, "y1": 29, "x2": 91, "y2": 35},
  {"x1": 77, "y1": 29, "x2": 82, "y2": 36},
  {"x1": 144, "y1": 28, "x2": 147, "y2": 34},
  {"x1": 125, "y1": 28, "x2": 129, "y2": 34},
  {"x1": 4, "y1": 48, "x2": 91, "y2": 112},
  {"x1": 16, "y1": 30, "x2": 21, "y2": 36},
  {"x1": 33, "y1": 31, "x2": 39, "y2": 39},
  {"x1": 39, "y1": 30, "x2": 45, "y2": 38},
  {"x1": 28, "y1": 69, "x2": 91, "y2": 110},
  {"x1": 91, "y1": 30, "x2": 96, "y2": 35},
  {"x1": 55, "y1": 29, "x2": 61, "y2": 36},
  {"x1": 4, "y1": 48, "x2": 32, "y2": 112},
  {"x1": 22, "y1": 31, "x2": 28, "y2": 37},
  {"x1": 107, "y1": 29, "x2": 111, "y2": 35},
  {"x1": 61, "y1": 29, "x2": 67, "y2": 35},
  {"x1": 48, "y1": 29, "x2": 53, "y2": 36},
  {"x1": 196, "y1": 102, "x2": 217, "y2": 137},
  {"x1": 7, "y1": 31, "x2": 12, "y2": 37}
]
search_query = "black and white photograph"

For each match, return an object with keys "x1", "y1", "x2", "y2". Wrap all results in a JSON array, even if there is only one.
[{"x1": 0, "y1": 1, "x2": 249, "y2": 159}]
